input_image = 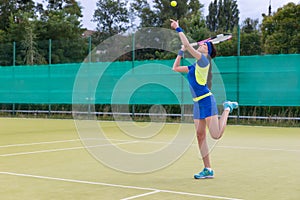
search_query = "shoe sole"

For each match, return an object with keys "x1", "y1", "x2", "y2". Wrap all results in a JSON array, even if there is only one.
[{"x1": 194, "y1": 175, "x2": 214, "y2": 179}]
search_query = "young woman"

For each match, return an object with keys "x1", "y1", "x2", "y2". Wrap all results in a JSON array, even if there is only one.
[{"x1": 170, "y1": 19, "x2": 238, "y2": 179}]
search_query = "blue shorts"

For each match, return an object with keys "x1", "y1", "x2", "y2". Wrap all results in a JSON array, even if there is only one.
[{"x1": 193, "y1": 95, "x2": 218, "y2": 119}]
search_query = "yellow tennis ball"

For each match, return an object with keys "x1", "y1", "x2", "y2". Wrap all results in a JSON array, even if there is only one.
[{"x1": 170, "y1": 1, "x2": 177, "y2": 7}]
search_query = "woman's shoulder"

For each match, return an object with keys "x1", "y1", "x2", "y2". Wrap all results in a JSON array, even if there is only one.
[{"x1": 196, "y1": 54, "x2": 209, "y2": 68}]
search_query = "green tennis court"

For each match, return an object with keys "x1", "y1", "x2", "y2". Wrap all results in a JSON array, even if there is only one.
[{"x1": 0, "y1": 118, "x2": 299, "y2": 200}]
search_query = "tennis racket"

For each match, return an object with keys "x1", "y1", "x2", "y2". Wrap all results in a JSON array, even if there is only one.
[{"x1": 190, "y1": 33, "x2": 232, "y2": 46}]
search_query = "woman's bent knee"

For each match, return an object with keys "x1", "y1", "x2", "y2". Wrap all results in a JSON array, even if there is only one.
[{"x1": 211, "y1": 134, "x2": 222, "y2": 140}]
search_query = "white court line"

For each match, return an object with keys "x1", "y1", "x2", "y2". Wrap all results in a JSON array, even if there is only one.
[
  {"x1": 0, "y1": 138, "x2": 137, "y2": 148},
  {"x1": 0, "y1": 171, "x2": 243, "y2": 200},
  {"x1": 0, "y1": 139, "x2": 81, "y2": 148},
  {"x1": 217, "y1": 145, "x2": 300, "y2": 152},
  {"x1": 0, "y1": 141, "x2": 138, "y2": 157},
  {"x1": 121, "y1": 190, "x2": 161, "y2": 200},
  {"x1": 1, "y1": 137, "x2": 299, "y2": 153}
]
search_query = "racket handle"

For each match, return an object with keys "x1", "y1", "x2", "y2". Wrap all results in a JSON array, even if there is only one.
[{"x1": 181, "y1": 42, "x2": 199, "y2": 48}]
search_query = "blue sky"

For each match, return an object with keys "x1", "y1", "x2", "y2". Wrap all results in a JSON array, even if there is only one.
[{"x1": 35, "y1": 0, "x2": 299, "y2": 30}]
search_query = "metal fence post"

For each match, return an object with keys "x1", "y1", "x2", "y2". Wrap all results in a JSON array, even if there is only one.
[
  {"x1": 88, "y1": 36, "x2": 92, "y2": 63},
  {"x1": 131, "y1": 33, "x2": 135, "y2": 117},
  {"x1": 12, "y1": 41, "x2": 16, "y2": 115},
  {"x1": 48, "y1": 39, "x2": 52, "y2": 116},
  {"x1": 237, "y1": 25, "x2": 241, "y2": 123}
]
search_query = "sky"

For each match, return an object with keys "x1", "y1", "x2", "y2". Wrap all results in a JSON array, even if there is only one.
[{"x1": 35, "y1": 0, "x2": 299, "y2": 30}]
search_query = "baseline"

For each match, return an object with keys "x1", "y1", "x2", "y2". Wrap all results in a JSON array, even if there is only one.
[{"x1": 0, "y1": 171, "x2": 243, "y2": 200}]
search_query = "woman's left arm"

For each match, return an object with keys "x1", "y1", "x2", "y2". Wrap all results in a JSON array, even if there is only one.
[{"x1": 172, "y1": 49, "x2": 188, "y2": 73}]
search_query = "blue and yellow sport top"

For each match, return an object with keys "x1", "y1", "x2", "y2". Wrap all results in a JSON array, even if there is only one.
[{"x1": 187, "y1": 54, "x2": 212, "y2": 102}]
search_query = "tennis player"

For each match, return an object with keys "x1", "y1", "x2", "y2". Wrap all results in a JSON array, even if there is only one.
[{"x1": 170, "y1": 19, "x2": 238, "y2": 179}]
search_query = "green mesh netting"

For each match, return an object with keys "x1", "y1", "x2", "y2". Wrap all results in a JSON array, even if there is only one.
[{"x1": 0, "y1": 54, "x2": 299, "y2": 106}]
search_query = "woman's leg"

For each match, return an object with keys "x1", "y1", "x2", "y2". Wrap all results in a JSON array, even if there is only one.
[
  {"x1": 206, "y1": 108, "x2": 230, "y2": 140},
  {"x1": 206, "y1": 100, "x2": 238, "y2": 139},
  {"x1": 194, "y1": 119, "x2": 211, "y2": 168}
]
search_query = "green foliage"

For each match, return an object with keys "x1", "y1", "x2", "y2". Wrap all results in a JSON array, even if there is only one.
[
  {"x1": 37, "y1": 3, "x2": 87, "y2": 64},
  {"x1": 181, "y1": 11, "x2": 210, "y2": 42},
  {"x1": 92, "y1": 0, "x2": 129, "y2": 43},
  {"x1": 242, "y1": 18, "x2": 259, "y2": 33},
  {"x1": 0, "y1": 0, "x2": 87, "y2": 65},
  {"x1": 130, "y1": 0, "x2": 159, "y2": 28},
  {"x1": 129, "y1": 0, "x2": 206, "y2": 60},
  {"x1": 261, "y1": 3, "x2": 300, "y2": 54},
  {"x1": 131, "y1": 0, "x2": 204, "y2": 29},
  {"x1": 6, "y1": 11, "x2": 46, "y2": 65},
  {"x1": 206, "y1": 0, "x2": 218, "y2": 32},
  {"x1": 0, "y1": 0, "x2": 35, "y2": 30},
  {"x1": 206, "y1": 0, "x2": 239, "y2": 32},
  {"x1": 0, "y1": 0, "x2": 298, "y2": 65},
  {"x1": 214, "y1": 25, "x2": 238, "y2": 56},
  {"x1": 240, "y1": 32, "x2": 261, "y2": 55},
  {"x1": 153, "y1": 0, "x2": 188, "y2": 27},
  {"x1": 91, "y1": 0, "x2": 130, "y2": 46},
  {"x1": 205, "y1": 0, "x2": 240, "y2": 56},
  {"x1": 240, "y1": 18, "x2": 261, "y2": 55}
]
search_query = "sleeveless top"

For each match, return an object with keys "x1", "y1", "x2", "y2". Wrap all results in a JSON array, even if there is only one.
[{"x1": 187, "y1": 54, "x2": 212, "y2": 102}]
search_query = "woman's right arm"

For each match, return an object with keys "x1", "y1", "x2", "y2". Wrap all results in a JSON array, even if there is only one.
[{"x1": 170, "y1": 19, "x2": 202, "y2": 60}]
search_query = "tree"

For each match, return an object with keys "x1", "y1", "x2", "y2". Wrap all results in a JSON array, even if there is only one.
[
  {"x1": 206, "y1": 0, "x2": 218, "y2": 32},
  {"x1": 241, "y1": 18, "x2": 259, "y2": 33},
  {"x1": 19, "y1": 13, "x2": 46, "y2": 65},
  {"x1": 0, "y1": 0, "x2": 86, "y2": 65},
  {"x1": 205, "y1": 0, "x2": 239, "y2": 56},
  {"x1": 130, "y1": 0, "x2": 159, "y2": 28},
  {"x1": 181, "y1": 12, "x2": 210, "y2": 43},
  {"x1": 261, "y1": 3, "x2": 299, "y2": 54},
  {"x1": 36, "y1": 0, "x2": 87, "y2": 64},
  {"x1": 129, "y1": 0, "x2": 207, "y2": 60},
  {"x1": 206, "y1": 0, "x2": 239, "y2": 32},
  {"x1": 0, "y1": 0, "x2": 35, "y2": 31},
  {"x1": 6, "y1": 9, "x2": 46, "y2": 65},
  {"x1": 217, "y1": 0, "x2": 226, "y2": 31},
  {"x1": 130, "y1": 0, "x2": 204, "y2": 29},
  {"x1": 225, "y1": 0, "x2": 239, "y2": 32},
  {"x1": 239, "y1": 18, "x2": 261, "y2": 55},
  {"x1": 92, "y1": 0, "x2": 130, "y2": 43},
  {"x1": 153, "y1": 0, "x2": 189, "y2": 27}
]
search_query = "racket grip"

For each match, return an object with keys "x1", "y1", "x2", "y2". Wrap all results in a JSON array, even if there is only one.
[{"x1": 181, "y1": 43, "x2": 199, "y2": 48}]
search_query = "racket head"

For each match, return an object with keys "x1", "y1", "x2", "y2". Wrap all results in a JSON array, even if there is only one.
[
  {"x1": 194, "y1": 33, "x2": 232, "y2": 46},
  {"x1": 209, "y1": 33, "x2": 232, "y2": 44}
]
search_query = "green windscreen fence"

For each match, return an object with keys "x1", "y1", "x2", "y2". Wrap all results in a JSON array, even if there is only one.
[{"x1": 0, "y1": 54, "x2": 299, "y2": 106}]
